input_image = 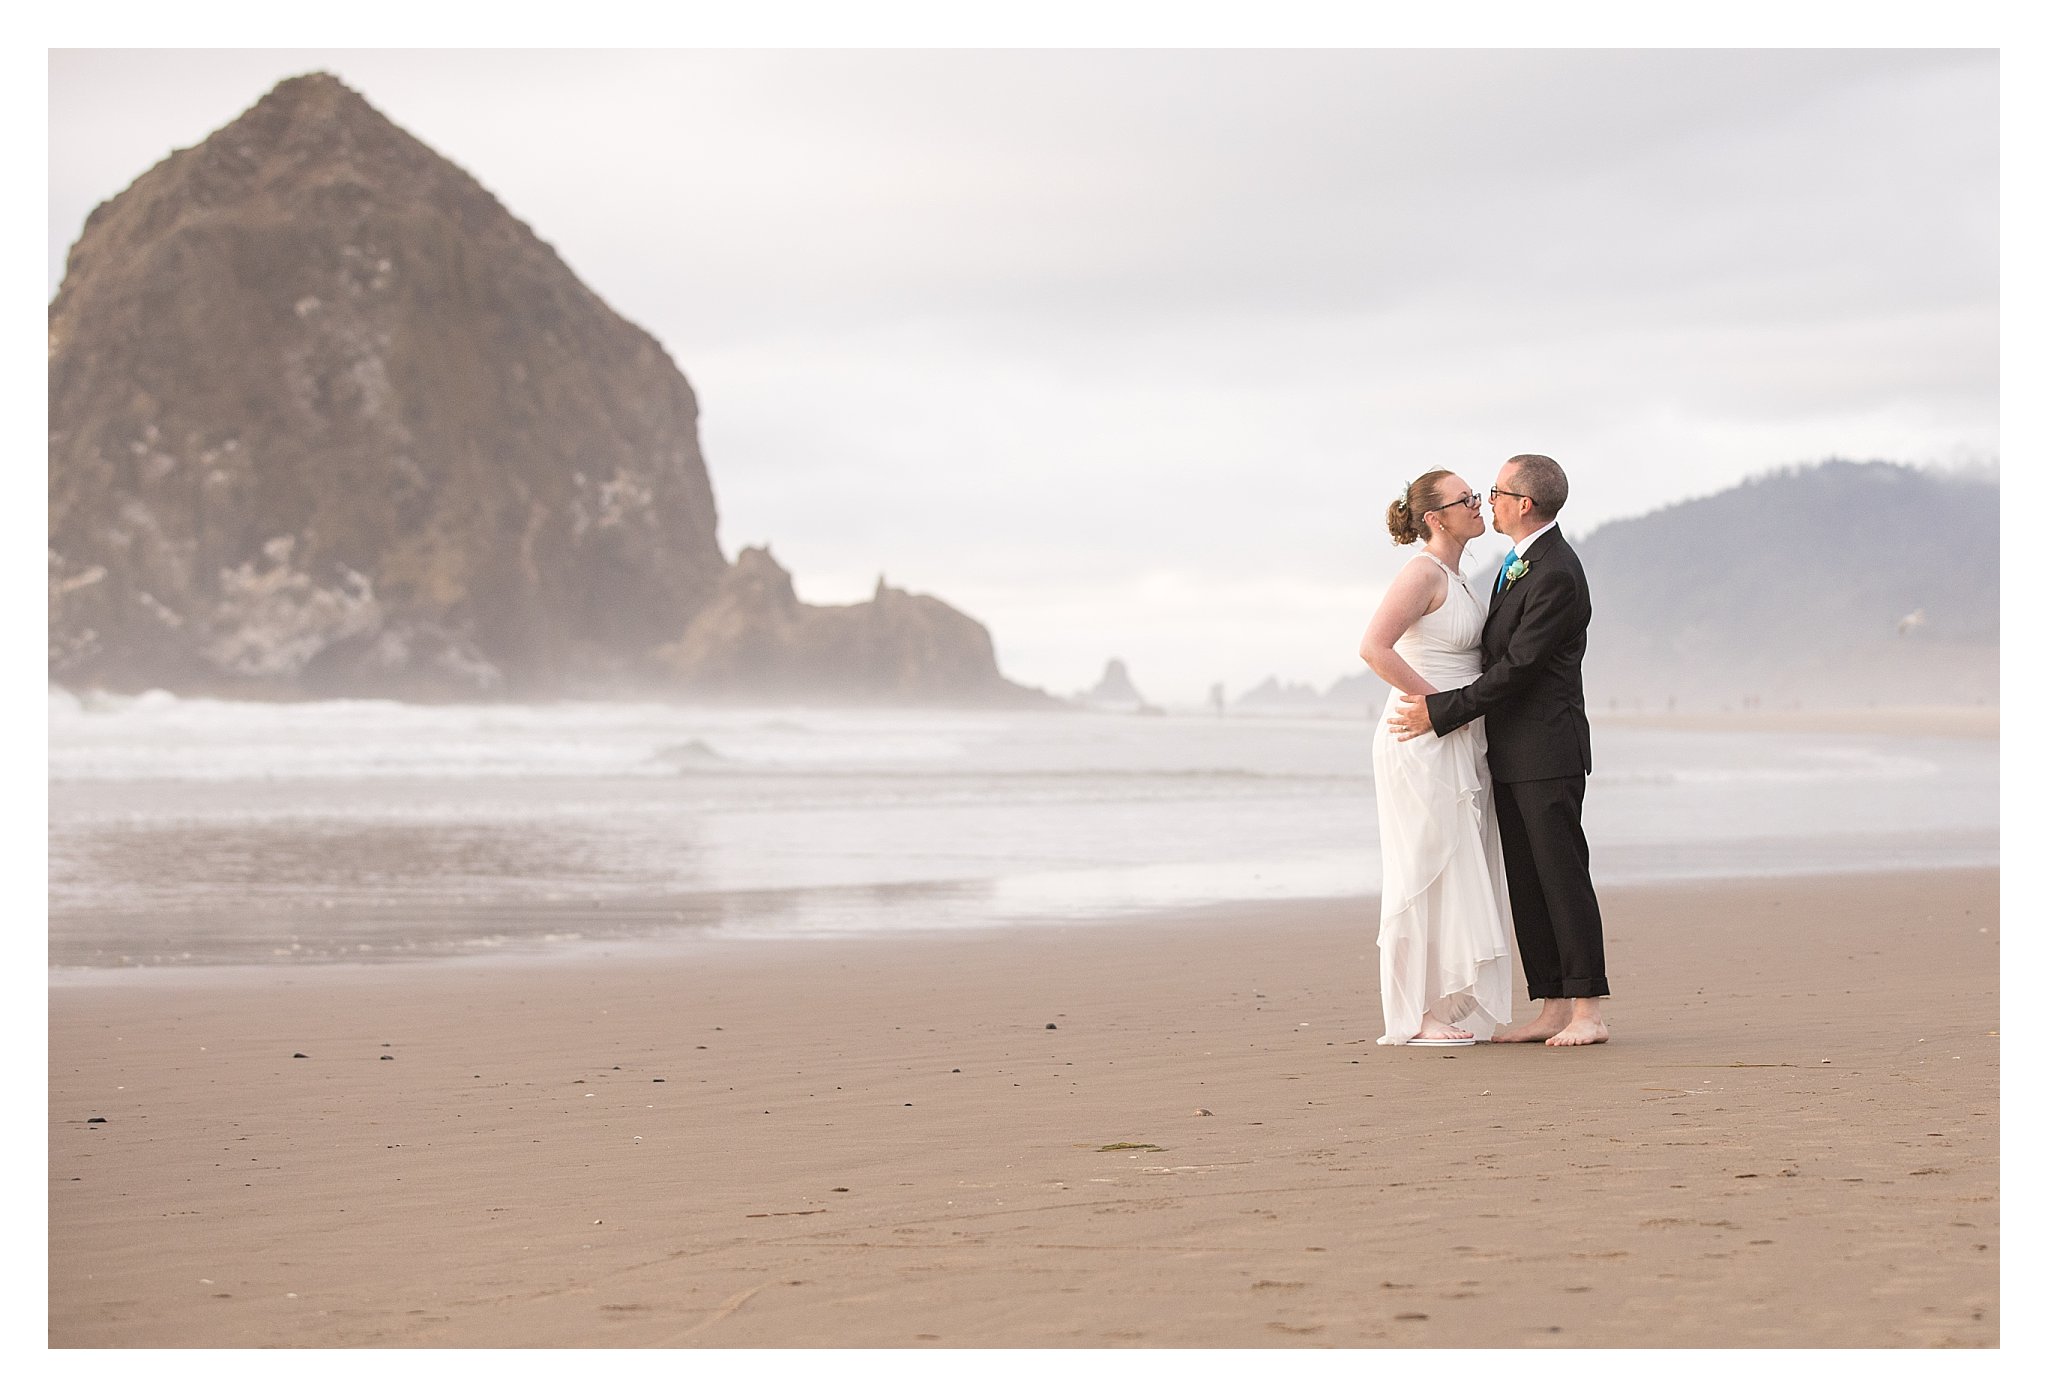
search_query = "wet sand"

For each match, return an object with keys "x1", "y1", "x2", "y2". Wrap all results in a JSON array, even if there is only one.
[
  {"x1": 1594, "y1": 705, "x2": 1998, "y2": 740},
  {"x1": 49, "y1": 867, "x2": 1998, "y2": 1347}
]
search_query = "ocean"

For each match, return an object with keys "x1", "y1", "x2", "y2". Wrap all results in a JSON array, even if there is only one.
[{"x1": 48, "y1": 691, "x2": 1997, "y2": 972}]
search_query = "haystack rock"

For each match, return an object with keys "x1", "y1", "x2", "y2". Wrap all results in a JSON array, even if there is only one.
[{"x1": 49, "y1": 72, "x2": 1046, "y2": 705}]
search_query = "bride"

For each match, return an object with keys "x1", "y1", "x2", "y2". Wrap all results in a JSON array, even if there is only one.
[{"x1": 1358, "y1": 470, "x2": 1515, "y2": 1045}]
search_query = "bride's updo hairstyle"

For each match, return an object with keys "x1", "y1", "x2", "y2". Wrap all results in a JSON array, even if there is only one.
[{"x1": 1387, "y1": 468, "x2": 1456, "y2": 546}]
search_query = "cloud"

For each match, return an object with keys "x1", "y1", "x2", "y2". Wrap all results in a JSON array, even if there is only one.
[{"x1": 47, "y1": 47, "x2": 1999, "y2": 700}]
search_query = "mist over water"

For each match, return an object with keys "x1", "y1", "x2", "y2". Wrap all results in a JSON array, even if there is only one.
[{"x1": 48, "y1": 692, "x2": 1996, "y2": 972}]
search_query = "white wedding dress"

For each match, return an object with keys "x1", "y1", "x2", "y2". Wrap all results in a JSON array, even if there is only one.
[{"x1": 1371, "y1": 552, "x2": 1515, "y2": 1044}]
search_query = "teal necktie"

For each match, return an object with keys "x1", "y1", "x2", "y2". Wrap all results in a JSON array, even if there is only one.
[{"x1": 1495, "y1": 547, "x2": 1519, "y2": 596}]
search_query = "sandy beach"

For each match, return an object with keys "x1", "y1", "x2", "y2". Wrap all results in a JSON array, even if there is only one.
[
  {"x1": 46, "y1": 865, "x2": 1997, "y2": 1348},
  {"x1": 1594, "y1": 706, "x2": 1999, "y2": 740}
]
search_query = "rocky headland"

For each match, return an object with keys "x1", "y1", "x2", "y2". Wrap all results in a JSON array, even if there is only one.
[{"x1": 656, "y1": 547, "x2": 1036, "y2": 704}]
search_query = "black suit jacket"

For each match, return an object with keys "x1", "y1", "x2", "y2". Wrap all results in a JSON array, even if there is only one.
[{"x1": 1425, "y1": 527, "x2": 1593, "y2": 783}]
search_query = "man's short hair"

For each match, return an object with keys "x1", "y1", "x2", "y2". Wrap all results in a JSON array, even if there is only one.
[{"x1": 1506, "y1": 453, "x2": 1568, "y2": 518}]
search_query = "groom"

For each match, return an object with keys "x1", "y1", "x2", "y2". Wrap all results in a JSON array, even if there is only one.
[{"x1": 1388, "y1": 453, "x2": 1610, "y2": 1047}]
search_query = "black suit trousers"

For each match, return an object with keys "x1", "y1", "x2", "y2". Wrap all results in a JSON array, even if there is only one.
[{"x1": 1494, "y1": 775, "x2": 1609, "y2": 999}]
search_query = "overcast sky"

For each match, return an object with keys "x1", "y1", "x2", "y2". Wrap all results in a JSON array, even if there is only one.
[{"x1": 47, "y1": 47, "x2": 1999, "y2": 703}]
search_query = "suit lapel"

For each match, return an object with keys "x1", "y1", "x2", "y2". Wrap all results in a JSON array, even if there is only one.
[
  {"x1": 1482, "y1": 570, "x2": 1513, "y2": 656},
  {"x1": 1519, "y1": 527, "x2": 1563, "y2": 568}
]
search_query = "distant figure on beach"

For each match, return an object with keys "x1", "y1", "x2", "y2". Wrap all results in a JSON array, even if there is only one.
[
  {"x1": 1388, "y1": 454, "x2": 1610, "y2": 1047},
  {"x1": 1358, "y1": 470, "x2": 1515, "y2": 1045}
]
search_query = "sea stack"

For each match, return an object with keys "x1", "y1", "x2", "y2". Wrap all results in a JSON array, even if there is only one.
[
  {"x1": 1076, "y1": 658, "x2": 1147, "y2": 711},
  {"x1": 49, "y1": 72, "x2": 1047, "y2": 706}
]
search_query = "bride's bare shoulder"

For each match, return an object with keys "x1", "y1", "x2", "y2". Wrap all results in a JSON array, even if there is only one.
[{"x1": 1397, "y1": 553, "x2": 1451, "y2": 611}]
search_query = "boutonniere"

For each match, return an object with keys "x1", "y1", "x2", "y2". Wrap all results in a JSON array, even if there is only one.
[{"x1": 1503, "y1": 557, "x2": 1530, "y2": 588}]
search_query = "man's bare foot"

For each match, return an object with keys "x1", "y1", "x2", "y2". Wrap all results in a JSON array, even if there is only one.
[
  {"x1": 1492, "y1": 1003, "x2": 1571, "y2": 1043},
  {"x1": 1545, "y1": 1017, "x2": 1609, "y2": 1047},
  {"x1": 1409, "y1": 1012, "x2": 1474, "y2": 1042}
]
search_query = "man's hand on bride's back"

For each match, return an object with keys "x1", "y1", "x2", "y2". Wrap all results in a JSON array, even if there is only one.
[{"x1": 1389, "y1": 693, "x2": 1434, "y2": 741}]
